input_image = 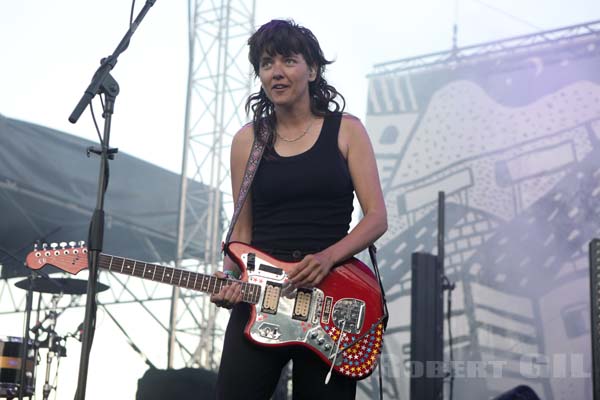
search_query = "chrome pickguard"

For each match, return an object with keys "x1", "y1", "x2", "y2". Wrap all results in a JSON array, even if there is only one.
[{"x1": 241, "y1": 252, "x2": 340, "y2": 363}]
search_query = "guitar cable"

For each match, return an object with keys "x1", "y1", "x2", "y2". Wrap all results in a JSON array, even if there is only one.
[
  {"x1": 368, "y1": 245, "x2": 388, "y2": 400},
  {"x1": 325, "y1": 318, "x2": 347, "y2": 384}
]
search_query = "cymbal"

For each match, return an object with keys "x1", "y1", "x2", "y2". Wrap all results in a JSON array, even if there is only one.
[{"x1": 14, "y1": 278, "x2": 109, "y2": 295}]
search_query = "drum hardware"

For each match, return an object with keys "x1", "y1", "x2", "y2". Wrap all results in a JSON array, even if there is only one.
[
  {"x1": 0, "y1": 336, "x2": 36, "y2": 400},
  {"x1": 39, "y1": 295, "x2": 64, "y2": 400},
  {"x1": 10, "y1": 272, "x2": 109, "y2": 399},
  {"x1": 14, "y1": 277, "x2": 109, "y2": 296}
]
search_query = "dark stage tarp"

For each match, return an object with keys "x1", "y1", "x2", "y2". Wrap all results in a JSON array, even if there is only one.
[{"x1": 0, "y1": 114, "x2": 214, "y2": 278}]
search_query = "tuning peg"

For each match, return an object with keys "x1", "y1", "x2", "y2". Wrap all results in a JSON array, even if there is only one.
[
  {"x1": 60, "y1": 242, "x2": 68, "y2": 249},
  {"x1": 42, "y1": 243, "x2": 48, "y2": 250},
  {"x1": 69, "y1": 241, "x2": 76, "y2": 248},
  {"x1": 78, "y1": 240, "x2": 86, "y2": 247}
]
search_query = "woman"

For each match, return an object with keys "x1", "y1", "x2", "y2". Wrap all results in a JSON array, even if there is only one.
[{"x1": 210, "y1": 19, "x2": 387, "y2": 399}]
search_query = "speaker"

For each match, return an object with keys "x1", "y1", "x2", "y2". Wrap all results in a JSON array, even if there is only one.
[
  {"x1": 493, "y1": 385, "x2": 540, "y2": 400},
  {"x1": 590, "y1": 239, "x2": 600, "y2": 400},
  {"x1": 410, "y1": 252, "x2": 444, "y2": 400},
  {"x1": 136, "y1": 368, "x2": 217, "y2": 400}
]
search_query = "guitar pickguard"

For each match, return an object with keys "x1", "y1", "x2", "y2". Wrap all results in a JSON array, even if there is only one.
[{"x1": 240, "y1": 252, "x2": 383, "y2": 379}]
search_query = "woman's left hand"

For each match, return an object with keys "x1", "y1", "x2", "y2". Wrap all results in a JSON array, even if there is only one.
[{"x1": 287, "y1": 251, "x2": 334, "y2": 288}]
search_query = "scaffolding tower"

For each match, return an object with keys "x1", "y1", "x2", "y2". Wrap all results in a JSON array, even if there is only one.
[{"x1": 169, "y1": 0, "x2": 256, "y2": 370}]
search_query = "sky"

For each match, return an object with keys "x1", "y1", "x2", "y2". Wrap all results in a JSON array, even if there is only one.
[{"x1": 1, "y1": 1, "x2": 600, "y2": 399}]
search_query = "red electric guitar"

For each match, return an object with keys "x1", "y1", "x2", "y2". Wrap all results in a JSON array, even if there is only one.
[{"x1": 25, "y1": 241, "x2": 386, "y2": 380}]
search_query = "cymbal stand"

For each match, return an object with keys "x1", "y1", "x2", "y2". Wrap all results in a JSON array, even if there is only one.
[
  {"x1": 17, "y1": 272, "x2": 38, "y2": 400},
  {"x1": 41, "y1": 295, "x2": 67, "y2": 400}
]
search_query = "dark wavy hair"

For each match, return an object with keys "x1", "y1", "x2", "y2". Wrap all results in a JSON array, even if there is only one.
[{"x1": 245, "y1": 19, "x2": 345, "y2": 145}]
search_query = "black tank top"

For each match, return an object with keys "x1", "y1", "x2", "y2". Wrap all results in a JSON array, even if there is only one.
[{"x1": 251, "y1": 113, "x2": 354, "y2": 254}]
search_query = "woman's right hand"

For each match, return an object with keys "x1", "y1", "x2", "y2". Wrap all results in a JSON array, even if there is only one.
[{"x1": 210, "y1": 271, "x2": 244, "y2": 309}]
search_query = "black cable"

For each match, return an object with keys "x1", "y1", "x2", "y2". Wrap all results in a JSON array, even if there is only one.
[
  {"x1": 89, "y1": 101, "x2": 103, "y2": 145},
  {"x1": 100, "y1": 304, "x2": 156, "y2": 369},
  {"x1": 129, "y1": 0, "x2": 137, "y2": 27},
  {"x1": 470, "y1": 0, "x2": 543, "y2": 31},
  {"x1": 378, "y1": 357, "x2": 384, "y2": 400}
]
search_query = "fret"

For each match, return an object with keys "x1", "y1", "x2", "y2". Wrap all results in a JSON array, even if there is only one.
[
  {"x1": 176, "y1": 269, "x2": 182, "y2": 286},
  {"x1": 249, "y1": 283, "x2": 257, "y2": 304},
  {"x1": 108, "y1": 256, "x2": 114, "y2": 272},
  {"x1": 160, "y1": 265, "x2": 166, "y2": 282},
  {"x1": 247, "y1": 284, "x2": 252, "y2": 303},
  {"x1": 211, "y1": 277, "x2": 219, "y2": 295},
  {"x1": 163, "y1": 268, "x2": 173, "y2": 283},
  {"x1": 120, "y1": 258, "x2": 126, "y2": 273},
  {"x1": 124, "y1": 259, "x2": 135, "y2": 275},
  {"x1": 174, "y1": 268, "x2": 180, "y2": 284},
  {"x1": 200, "y1": 275, "x2": 209, "y2": 292},
  {"x1": 192, "y1": 272, "x2": 198, "y2": 290},
  {"x1": 143, "y1": 263, "x2": 154, "y2": 280},
  {"x1": 180, "y1": 271, "x2": 190, "y2": 289},
  {"x1": 153, "y1": 265, "x2": 162, "y2": 282}
]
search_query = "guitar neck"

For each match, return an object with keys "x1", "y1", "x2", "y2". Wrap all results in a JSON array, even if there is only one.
[{"x1": 97, "y1": 254, "x2": 260, "y2": 304}]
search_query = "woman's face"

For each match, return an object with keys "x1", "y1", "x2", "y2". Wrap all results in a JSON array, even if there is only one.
[{"x1": 258, "y1": 51, "x2": 316, "y2": 109}]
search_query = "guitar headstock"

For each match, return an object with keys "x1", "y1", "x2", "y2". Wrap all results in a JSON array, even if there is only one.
[{"x1": 25, "y1": 241, "x2": 89, "y2": 275}]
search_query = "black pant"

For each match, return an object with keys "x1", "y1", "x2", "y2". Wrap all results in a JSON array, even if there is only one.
[{"x1": 215, "y1": 303, "x2": 357, "y2": 400}]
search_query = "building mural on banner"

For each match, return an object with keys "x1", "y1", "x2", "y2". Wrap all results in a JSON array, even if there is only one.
[{"x1": 360, "y1": 24, "x2": 600, "y2": 400}]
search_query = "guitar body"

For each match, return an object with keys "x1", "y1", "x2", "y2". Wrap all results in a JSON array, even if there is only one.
[{"x1": 226, "y1": 242, "x2": 385, "y2": 380}]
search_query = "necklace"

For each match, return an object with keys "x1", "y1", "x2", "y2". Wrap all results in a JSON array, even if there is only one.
[{"x1": 275, "y1": 117, "x2": 315, "y2": 142}]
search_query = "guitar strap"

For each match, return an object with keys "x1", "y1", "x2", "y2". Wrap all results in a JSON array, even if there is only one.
[
  {"x1": 223, "y1": 120, "x2": 389, "y2": 329},
  {"x1": 223, "y1": 124, "x2": 269, "y2": 246}
]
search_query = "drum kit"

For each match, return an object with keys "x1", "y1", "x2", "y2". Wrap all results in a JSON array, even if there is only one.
[{"x1": 1, "y1": 276, "x2": 108, "y2": 399}]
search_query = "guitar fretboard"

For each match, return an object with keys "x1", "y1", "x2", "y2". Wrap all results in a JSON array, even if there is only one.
[{"x1": 98, "y1": 254, "x2": 261, "y2": 304}]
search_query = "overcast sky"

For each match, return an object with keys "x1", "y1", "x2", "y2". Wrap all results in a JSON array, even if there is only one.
[
  {"x1": 2, "y1": 1, "x2": 599, "y2": 176},
  {"x1": 1, "y1": 1, "x2": 599, "y2": 399}
]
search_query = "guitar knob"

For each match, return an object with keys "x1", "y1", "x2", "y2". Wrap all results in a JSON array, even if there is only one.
[
  {"x1": 317, "y1": 337, "x2": 325, "y2": 345},
  {"x1": 324, "y1": 344, "x2": 332, "y2": 351},
  {"x1": 310, "y1": 331, "x2": 319, "y2": 339}
]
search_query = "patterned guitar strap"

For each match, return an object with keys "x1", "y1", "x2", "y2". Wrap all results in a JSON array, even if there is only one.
[{"x1": 223, "y1": 126, "x2": 269, "y2": 247}]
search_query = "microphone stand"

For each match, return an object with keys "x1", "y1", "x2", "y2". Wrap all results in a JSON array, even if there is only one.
[
  {"x1": 17, "y1": 272, "x2": 35, "y2": 400},
  {"x1": 67, "y1": 2, "x2": 157, "y2": 399}
]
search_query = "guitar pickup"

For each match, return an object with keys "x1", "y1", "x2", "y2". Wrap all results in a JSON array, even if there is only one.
[
  {"x1": 261, "y1": 281, "x2": 282, "y2": 315},
  {"x1": 292, "y1": 288, "x2": 312, "y2": 322}
]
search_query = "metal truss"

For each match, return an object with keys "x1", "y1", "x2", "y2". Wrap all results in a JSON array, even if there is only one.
[
  {"x1": 0, "y1": 0, "x2": 256, "y2": 374},
  {"x1": 169, "y1": 0, "x2": 256, "y2": 370},
  {"x1": 370, "y1": 19, "x2": 600, "y2": 77}
]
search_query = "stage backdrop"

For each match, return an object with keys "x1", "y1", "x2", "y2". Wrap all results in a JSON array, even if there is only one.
[{"x1": 361, "y1": 23, "x2": 600, "y2": 400}]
